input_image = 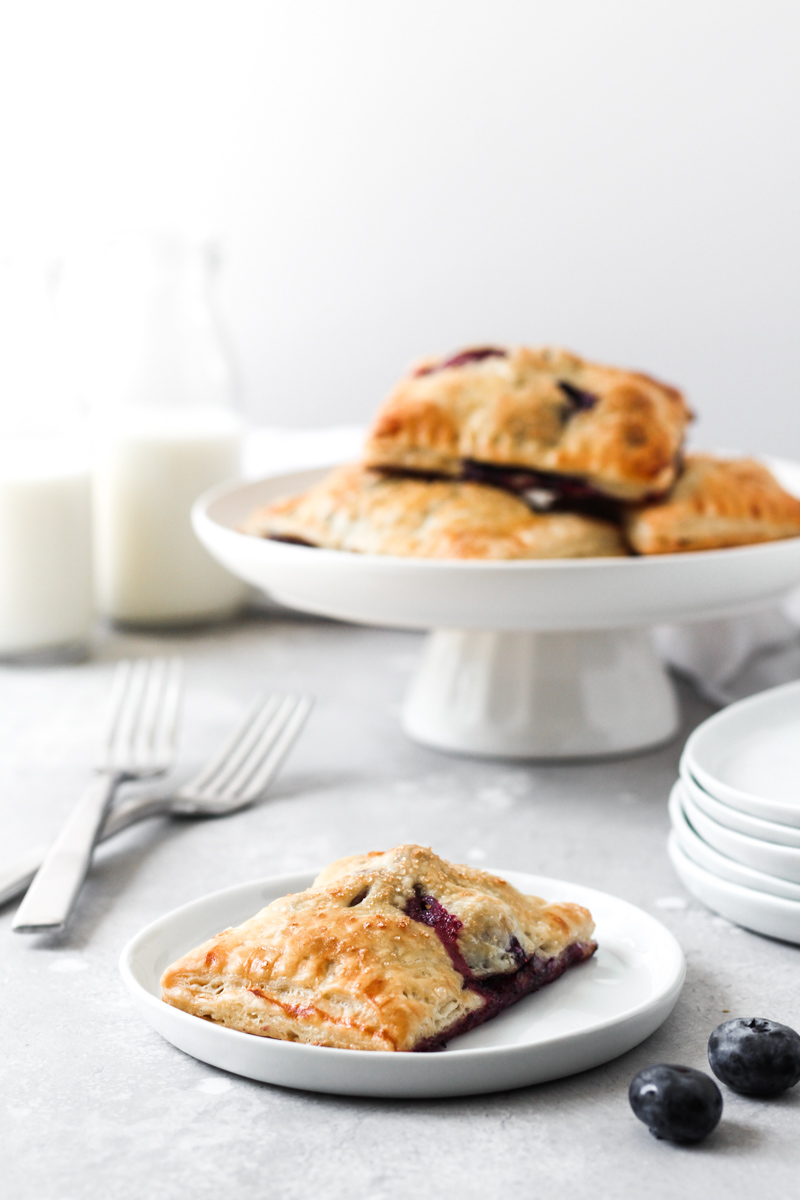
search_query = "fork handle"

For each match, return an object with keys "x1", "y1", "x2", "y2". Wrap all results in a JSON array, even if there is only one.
[
  {"x1": 0, "y1": 792, "x2": 174, "y2": 910},
  {"x1": 0, "y1": 844, "x2": 50, "y2": 909},
  {"x1": 12, "y1": 772, "x2": 123, "y2": 933}
]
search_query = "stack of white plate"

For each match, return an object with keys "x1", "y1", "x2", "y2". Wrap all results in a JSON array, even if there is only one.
[{"x1": 668, "y1": 680, "x2": 800, "y2": 942}]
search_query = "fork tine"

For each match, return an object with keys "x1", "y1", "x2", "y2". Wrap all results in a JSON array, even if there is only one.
[
  {"x1": 204, "y1": 696, "x2": 299, "y2": 797},
  {"x1": 217, "y1": 695, "x2": 313, "y2": 801},
  {"x1": 105, "y1": 658, "x2": 184, "y2": 775},
  {"x1": 104, "y1": 659, "x2": 134, "y2": 751},
  {"x1": 106, "y1": 660, "x2": 149, "y2": 771},
  {"x1": 201, "y1": 696, "x2": 290, "y2": 795},
  {"x1": 132, "y1": 657, "x2": 167, "y2": 767},
  {"x1": 134, "y1": 657, "x2": 183, "y2": 772},
  {"x1": 154, "y1": 658, "x2": 183, "y2": 769},
  {"x1": 231, "y1": 700, "x2": 311, "y2": 801},
  {"x1": 184, "y1": 694, "x2": 282, "y2": 793}
]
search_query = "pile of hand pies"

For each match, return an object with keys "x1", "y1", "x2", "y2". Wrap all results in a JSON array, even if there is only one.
[{"x1": 243, "y1": 346, "x2": 800, "y2": 559}]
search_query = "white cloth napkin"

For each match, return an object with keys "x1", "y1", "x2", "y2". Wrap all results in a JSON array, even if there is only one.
[
  {"x1": 244, "y1": 425, "x2": 800, "y2": 708},
  {"x1": 655, "y1": 601, "x2": 800, "y2": 707}
]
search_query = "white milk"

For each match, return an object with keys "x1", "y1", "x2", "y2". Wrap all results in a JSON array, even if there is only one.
[
  {"x1": 0, "y1": 440, "x2": 94, "y2": 656},
  {"x1": 93, "y1": 405, "x2": 249, "y2": 625}
]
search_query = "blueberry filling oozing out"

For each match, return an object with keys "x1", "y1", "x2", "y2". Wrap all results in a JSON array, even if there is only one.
[
  {"x1": 414, "y1": 346, "x2": 507, "y2": 377},
  {"x1": 556, "y1": 379, "x2": 599, "y2": 413},
  {"x1": 379, "y1": 459, "x2": 622, "y2": 517},
  {"x1": 403, "y1": 891, "x2": 473, "y2": 980},
  {"x1": 461, "y1": 460, "x2": 604, "y2": 501},
  {"x1": 459, "y1": 460, "x2": 622, "y2": 520},
  {"x1": 404, "y1": 889, "x2": 594, "y2": 1050},
  {"x1": 507, "y1": 935, "x2": 529, "y2": 969}
]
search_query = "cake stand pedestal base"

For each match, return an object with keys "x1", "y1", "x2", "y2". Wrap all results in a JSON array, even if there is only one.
[{"x1": 403, "y1": 628, "x2": 680, "y2": 759}]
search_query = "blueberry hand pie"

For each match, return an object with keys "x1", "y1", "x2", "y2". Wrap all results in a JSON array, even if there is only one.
[
  {"x1": 364, "y1": 345, "x2": 692, "y2": 502},
  {"x1": 241, "y1": 463, "x2": 628, "y2": 559},
  {"x1": 625, "y1": 454, "x2": 800, "y2": 554},
  {"x1": 160, "y1": 845, "x2": 597, "y2": 1052}
]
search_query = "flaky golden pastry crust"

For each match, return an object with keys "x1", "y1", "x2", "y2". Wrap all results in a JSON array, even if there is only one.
[
  {"x1": 364, "y1": 345, "x2": 692, "y2": 501},
  {"x1": 625, "y1": 454, "x2": 800, "y2": 554},
  {"x1": 241, "y1": 463, "x2": 628, "y2": 559},
  {"x1": 160, "y1": 845, "x2": 597, "y2": 1052}
]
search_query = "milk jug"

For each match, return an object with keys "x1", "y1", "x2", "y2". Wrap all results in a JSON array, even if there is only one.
[
  {"x1": 92, "y1": 233, "x2": 249, "y2": 626},
  {"x1": 0, "y1": 258, "x2": 94, "y2": 659}
]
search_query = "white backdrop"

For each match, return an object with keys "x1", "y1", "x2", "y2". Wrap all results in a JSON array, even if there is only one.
[{"x1": 1, "y1": 1, "x2": 799, "y2": 455}]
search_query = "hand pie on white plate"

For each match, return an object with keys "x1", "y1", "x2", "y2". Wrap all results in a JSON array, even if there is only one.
[{"x1": 161, "y1": 845, "x2": 597, "y2": 1052}]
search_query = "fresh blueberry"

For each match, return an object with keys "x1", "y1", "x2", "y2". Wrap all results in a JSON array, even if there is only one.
[
  {"x1": 708, "y1": 1017, "x2": 800, "y2": 1096},
  {"x1": 629, "y1": 1064, "x2": 723, "y2": 1143}
]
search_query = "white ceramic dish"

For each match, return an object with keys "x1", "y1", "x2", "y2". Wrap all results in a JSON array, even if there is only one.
[
  {"x1": 120, "y1": 869, "x2": 685, "y2": 1099},
  {"x1": 680, "y1": 786, "x2": 800, "y2": 884},
  {"x1": 668, "y1": 833, "x2": 800, "y2": 944},
  {"x1": 679, "y1": 764, "x2": 800, "y2": 849},
  {"x1": 192, "y1": 460, "x2": 800, "y2": 760},
  {"x1": 668, "y1": 783, "x2": 800, "y2": 902},
  {"x1": 682, "y1": 680, "x2": 800, "y2": 826}
]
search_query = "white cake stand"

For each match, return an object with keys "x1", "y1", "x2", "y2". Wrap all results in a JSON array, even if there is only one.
[{"x1": 193, "y1": 461, "x2": 800, "y2": 760}]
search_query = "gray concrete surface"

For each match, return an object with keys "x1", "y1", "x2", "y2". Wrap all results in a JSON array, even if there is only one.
[{"x1": 2, "y1": 611, "x2": 799, "y2": 1199}]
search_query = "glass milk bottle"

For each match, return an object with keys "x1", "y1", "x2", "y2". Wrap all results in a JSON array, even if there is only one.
[
  {"x1": 0, "y1": 258, "x2": 94, "y2": 660},
  {"x1": 92, "y1": 233, "x2": 249, "y2": 626}
]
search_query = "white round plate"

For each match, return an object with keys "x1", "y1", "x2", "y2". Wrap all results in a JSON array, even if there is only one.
[
  {"x1": 192, "y1": 460, "x2": 800, "y2": 632},
  {"x1": 680, "y1": 785, "x2": 800, "y2": 883},
  {"x1": 682, "y1": 681, "x2": 800, "y2": 826},
  {"x1": 120, "y1": 869, "x2": 685, "y2": 1099},
  {"x1": 668, "y1": 834, "x2": 800, "y2": 944},
  {"x1": 679, "y1": 763, "x2": 800, "y2": 848},
  {"x1": 668, "y1": 782, "x2": 800, "y2": 902}
]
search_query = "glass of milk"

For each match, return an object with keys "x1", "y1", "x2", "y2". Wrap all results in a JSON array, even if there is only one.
[
  {"x1": 90, "y1": 232, "x2": 250, "y2": 627},
  {"x1": 0, "y1": 258, "x2": 94, "y2": 661}
]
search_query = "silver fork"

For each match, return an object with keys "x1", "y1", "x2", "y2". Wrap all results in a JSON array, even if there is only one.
[
  {"x1": 13, "y1": 658, "x2": 182, "y2": 933},
  {"x1": 2, "y1": 693, "x2": 312, "y2": 911}
]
